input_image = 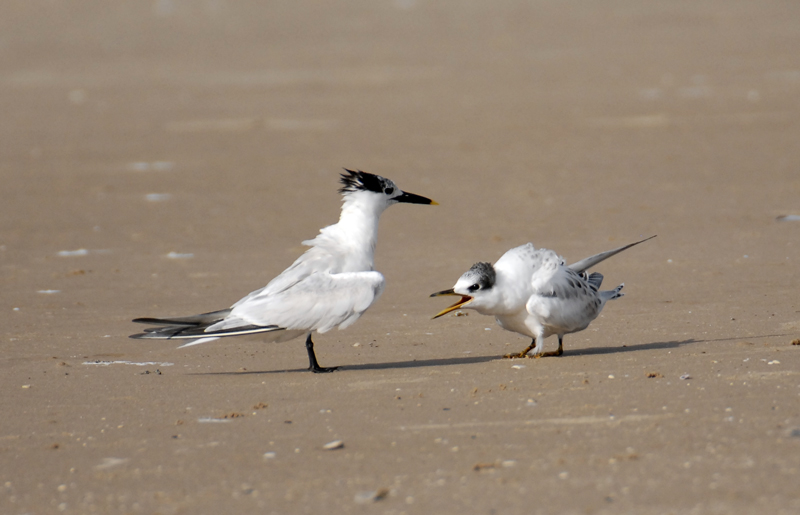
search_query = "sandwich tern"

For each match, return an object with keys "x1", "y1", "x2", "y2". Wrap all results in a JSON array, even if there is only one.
[
  {"x1": 131, "y1": 169, "x2": 437, "y2": 373},
  {"x1": 430, "y1": 236, "x2": 655, "y2": 358}
]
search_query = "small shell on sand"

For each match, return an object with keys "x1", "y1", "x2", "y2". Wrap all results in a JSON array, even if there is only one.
[{"x1": 323, "y1": 440, "x2": 344, "y2": 450}]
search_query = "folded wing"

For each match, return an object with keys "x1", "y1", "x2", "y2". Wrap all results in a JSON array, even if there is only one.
[{"x1": 219, "y1": 270, "x2": 386, "y2": 334}]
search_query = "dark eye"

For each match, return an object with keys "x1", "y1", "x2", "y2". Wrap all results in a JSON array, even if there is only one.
[
  {"x1": 468, "y1": 283, "x2": 480, "y2": 292},
  {"x1": 384, "y1": 187, "x2": 394, "y2": 195}
]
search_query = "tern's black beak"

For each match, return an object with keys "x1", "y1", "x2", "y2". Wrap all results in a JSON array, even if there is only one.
[
  {"x1": 395, "y1": 191, "x2": 438, "y2": 205},
  {"x1": 430, "y1": 289, "x2": 473, "y2": 319}
]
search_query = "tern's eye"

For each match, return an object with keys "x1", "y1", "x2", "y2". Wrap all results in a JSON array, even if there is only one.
[
  {"x1": 384, "y1": 187, "x2": 394, "y2": 195},
  {"x1": 468, "y1": 283, "x2": 480, "y2": 292}
]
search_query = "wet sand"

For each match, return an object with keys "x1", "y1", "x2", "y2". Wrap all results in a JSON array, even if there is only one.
[{"x1": 2, "y1": 1, "x2": 800, "y2": 513}]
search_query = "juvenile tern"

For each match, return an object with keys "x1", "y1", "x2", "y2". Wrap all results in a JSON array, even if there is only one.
[
  {"x1": 430, "y1": 236, "x2": 655, "y2": 358},
  {"x1": 131, "y1": 169, "x2": 437, "y2": 373}
]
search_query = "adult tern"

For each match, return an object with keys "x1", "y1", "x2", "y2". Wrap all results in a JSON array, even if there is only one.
[{"x1": 131, "y1": 169, "x2": 437, "y2": 372}]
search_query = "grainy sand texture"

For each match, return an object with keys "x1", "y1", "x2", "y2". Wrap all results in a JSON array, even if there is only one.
[{"x1": 2, "y1": 1, "x2": 799, "y2": 513}]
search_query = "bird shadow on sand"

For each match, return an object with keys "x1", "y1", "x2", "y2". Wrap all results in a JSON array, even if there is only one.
[
  {"x1": 191, "y1": 332, "x2": 791, "y2": 375},
  {"x1": 566, "y1": 338, "x2": 697, "y2": 357},
  {"x1": 193, "y1": 355, "x2": 500, "y2": 375},
  {"x1": 566, "y1": 332, "x2": 791, "y2": 357},
  {"x1": 341, "y1": 355, "x2": 500, "y2": 371}
]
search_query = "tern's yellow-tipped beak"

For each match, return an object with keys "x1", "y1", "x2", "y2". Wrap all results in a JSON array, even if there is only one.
[
  {"x1": 430, "y1": 289, "x2": 473, "y2": 319},
  {"x1": 394, "y1": 191, "x2": 439, "y2": 206}
]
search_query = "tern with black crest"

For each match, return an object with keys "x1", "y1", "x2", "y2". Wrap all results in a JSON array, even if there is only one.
[
  {"x1": 431, "y1": 236, "x2": 655, "y2": 358},
  {"x1": 131, "y1": 169, "x2": 437, "y2": 372}
]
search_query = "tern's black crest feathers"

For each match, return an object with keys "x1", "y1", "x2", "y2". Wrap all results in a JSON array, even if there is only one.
[{"x1": 339, "y1": 169, "x2": 393, "y2": 194}]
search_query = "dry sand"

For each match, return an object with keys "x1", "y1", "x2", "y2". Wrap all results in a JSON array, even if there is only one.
[{"x1": 2, "y1": 1, "x2": 800, "y2": 513}]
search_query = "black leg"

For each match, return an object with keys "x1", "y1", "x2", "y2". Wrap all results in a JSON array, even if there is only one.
[
  {"x1": 504, "y1": 338, "x2": 536, "y2": 359},
  {"x1": 305, "y1": 334, "x2": 337, "y2": 373}
]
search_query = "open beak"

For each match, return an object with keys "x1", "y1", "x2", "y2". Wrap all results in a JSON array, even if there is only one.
[
  {"x1": 395, "y1": 191, "x2": 438, "y2": 205},
  {"x1": 430, "y1": 289, "x2": 473, "y2": 319}
]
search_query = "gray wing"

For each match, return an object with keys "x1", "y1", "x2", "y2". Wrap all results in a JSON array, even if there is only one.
[
  {"x1": 232, "y1": 244, "x2": 345, "y2": 307},
  {"x1": 218, "y1": 271, "x2": 385, "y2": 333},
  {"x1": 530, "y1": 265, "x2": 595, "y2": 300},
  {"x1": 567, "y1": 235, "x2": 656, "y2": 273},
  {"x1": 526, "y1": 265, "x2": 606, "y2": 333}
]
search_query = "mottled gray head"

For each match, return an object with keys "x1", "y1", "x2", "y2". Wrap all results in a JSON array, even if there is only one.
[
  {"x1": 430, "y1": 261, "x2": 497, "y2": 318},
  {"x1": 462, "y1": 262, "x2": 496, "y2": 292}
]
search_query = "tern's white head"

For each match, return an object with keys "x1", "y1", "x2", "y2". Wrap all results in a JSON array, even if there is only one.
[
  {"x1": 430, "y1": 261, "x2": 499, "y2": 318},
  {"x1": 339, "y1": 169, "x2": 437, "y2": 213}
]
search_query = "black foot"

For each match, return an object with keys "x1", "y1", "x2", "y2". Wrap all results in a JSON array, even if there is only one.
[
  {"x1": 305, "y1": 334, "x2": 337, "y2": 373},
  {"x1": 310, "y1": 365, "x2": 339, "y2": 374}
]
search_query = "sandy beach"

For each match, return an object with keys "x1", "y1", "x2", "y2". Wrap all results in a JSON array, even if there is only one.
[{"x1": 2, "y1": 1, "x2": 799, "y2": 513}]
